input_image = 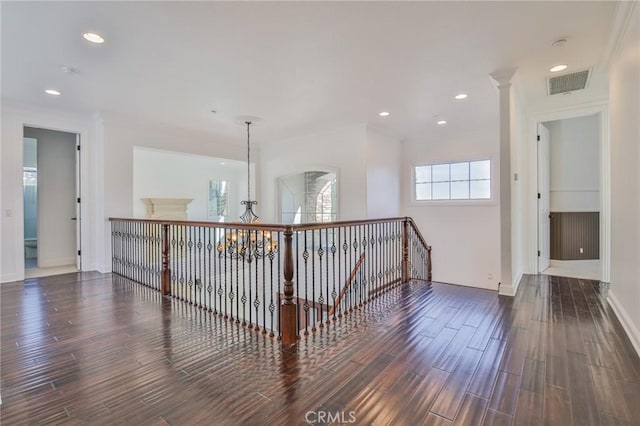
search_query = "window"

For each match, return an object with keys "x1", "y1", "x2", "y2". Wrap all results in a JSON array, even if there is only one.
[{"x1": 415, "y1": 159, "x2": 491, "y2": 201}]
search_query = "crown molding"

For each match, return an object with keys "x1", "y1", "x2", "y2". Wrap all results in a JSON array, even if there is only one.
[
  {"x1": 601, "y1": 1, "x2": 638, "y2": 69},
  {"x1": 490, "y1": 67, "x2": 518, "y2": 88}
]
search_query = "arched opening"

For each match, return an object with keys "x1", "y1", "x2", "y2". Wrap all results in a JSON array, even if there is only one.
[{"x1": 278, "y1": 171, "x2": 337, "y2": 224}]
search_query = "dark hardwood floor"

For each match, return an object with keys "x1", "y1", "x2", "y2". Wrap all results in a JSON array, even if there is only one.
[{"x1": 1, "y1": 272, "x2": 639, "y2": 425}]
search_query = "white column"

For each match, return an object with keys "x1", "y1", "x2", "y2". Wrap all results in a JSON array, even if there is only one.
[{"x1": 490, "y1": 68, "x2": 517, "y2": 295}]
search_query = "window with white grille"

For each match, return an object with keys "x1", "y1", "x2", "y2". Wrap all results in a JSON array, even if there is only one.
[{"x1": 414, "y1": 160, "x2": 491, "y2": 201}]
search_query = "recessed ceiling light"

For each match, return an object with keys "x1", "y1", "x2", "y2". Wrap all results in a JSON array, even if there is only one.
[
  {"x1": 550, "y1": 64, "x2": 567, "y2": 73},
  {"x1": 551, "y1": 38, "x2": 568, "y2": 48},
  {"x1": 45, "y1": 89, "x2": 61, "y2": 96},
  {"x1": 437, "y1": 120, "x2": 447, "y2": 125},
  {"x1": 219, "y1": 162, "x2": 225, "y2": 165},
  {"x1": 455, "y1": 93, "x2": 468, "y2": 100},
  {"x1": 61, "y1": 66, "x2": 80, "y2": 74},
  {"x1": 379, "y1": 111, "x2": 390, "y2": 117},
  {"x1": 83, "y1": 32, "x2": 105, "y2": 44}
]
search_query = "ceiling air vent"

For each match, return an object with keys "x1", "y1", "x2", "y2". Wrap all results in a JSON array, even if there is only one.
[{"x1": 547, "y1": 69, "x2": 591, "y2": 95}]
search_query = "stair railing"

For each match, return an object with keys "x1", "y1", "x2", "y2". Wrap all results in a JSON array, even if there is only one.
[{"x1": 109, "y1": 217, "x2": 431, "y2": 345}]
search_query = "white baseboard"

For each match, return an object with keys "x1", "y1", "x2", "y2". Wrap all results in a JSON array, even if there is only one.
[
  {"x1": 97, "y1": 263, "x2": 112, "y2": 274},
  {"x1": 608, "y1": 289, "x2": 640, "y2": 358},
  {"x1": 499, "y1": 270, "x2": 523, "y2": 297},
  {"x1": 1, "y1": 273, "x2": 22, "y2": 284}
]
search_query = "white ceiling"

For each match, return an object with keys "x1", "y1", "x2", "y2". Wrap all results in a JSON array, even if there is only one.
[{"x1": 1, "y1": 1, "x2": 617, "y2": 145}]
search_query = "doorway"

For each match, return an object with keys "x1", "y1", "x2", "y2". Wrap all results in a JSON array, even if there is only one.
[
  {"x1": 278, "y1": 171, "x2": 337, "y2": 224},
  {"x1": 537, "y1": 114, "x2": 602, "y2": 280},
  {"x1": 23, "y1": 126, "x2": 80, "y2": 278}
]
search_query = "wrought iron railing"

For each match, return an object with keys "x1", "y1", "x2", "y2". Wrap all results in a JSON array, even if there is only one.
[{"x1": 110, "y1": 217, "x2": 431, "y2": 344}]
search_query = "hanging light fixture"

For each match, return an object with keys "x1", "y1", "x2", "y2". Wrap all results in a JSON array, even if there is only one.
[
  {"x1": 217, "y1": 119, "x2": 277, "y2": 260},
  {"x1": 240, "y1": 121, "x2": 259, "y2": 223}
]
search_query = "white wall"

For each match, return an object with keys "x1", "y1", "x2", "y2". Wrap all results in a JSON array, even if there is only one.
[
  {"x1": 24, "y1": 127, "x2": 77, "y2": 267},
  {"x1": 366, "y1": 127, "x2": 401, "y2": 218},
  {"x1": 132, "y1": 147, "x2": 246, "y2": 221},
  {"x1": 510, "y1": 80, "x2": 529, "y2": 292},
  {"x1": 403, "y1": 129, "x2": 500, "y2": 290},
  {"x1": 260, "y1": 124, "x2": 367, "y2": 222},
  {"x1": 278, "y1": 172, "x2": 306, "y2": 224},
  {"x1": 101, "y1": 115, "x2": 247, "y2": 271},
  {"x1": 608, "y1": 3, "x2": 640, "y2": 354},
  {"x1": 546, "y1": 115, "x2": 600, "y2": 212}
]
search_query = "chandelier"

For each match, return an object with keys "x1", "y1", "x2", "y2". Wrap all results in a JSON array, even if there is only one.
[
  {"x1": 217, "y1": 120, "x2": 278, "y2": 259},
  {"x1": 216, "y1": 229, "x2": 278, "y2": 260}
]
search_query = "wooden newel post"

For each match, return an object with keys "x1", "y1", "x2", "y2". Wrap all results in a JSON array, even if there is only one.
[
  {"x1": 402, "y1": 219, "x2": 409, "y2": 283},
  {"x1": 281, "y1": 228, "x2": 298, "y2": 345},
  {"x1": 161, "y1": 224, "x2": 171, "y2": 296},
  {"x1": 427, "y1": 245, "x2": 432, "y2": 282}
]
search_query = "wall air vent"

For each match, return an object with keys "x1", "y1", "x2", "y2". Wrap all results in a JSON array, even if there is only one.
[{"x1": 547, "y1": 69, "x2": 591, "y2": 95}]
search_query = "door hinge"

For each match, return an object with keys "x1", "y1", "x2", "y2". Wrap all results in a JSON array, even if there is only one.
[
  {"x1": 77, "y1": 250, "x2": 81, "y2": 256},
  {"x1": 538, "y1": 250, "x2": 541, "y2": 257},
  {"x1": 537, "y1": 193, "x2": 541, "y2": 199},
  {"x1": 77, "y1": 197, "x2": 81, "y2": 203},
  {"x1": 537, "y1": 135, "x2": 540, "y2": 141},
  {"x1": 77, "y1": 145, "x2": 80, "y2": 151}
]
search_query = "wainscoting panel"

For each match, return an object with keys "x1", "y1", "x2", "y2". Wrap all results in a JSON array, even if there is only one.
[{"x1": 550, "y1": 212, "x2": 599, "y2": 260}]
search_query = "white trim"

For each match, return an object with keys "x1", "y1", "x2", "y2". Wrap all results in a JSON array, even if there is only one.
[
  {"x1": 1, "y1": 105, "x2": 98, "y2": 282},
  {"x1": 549, "y1": 188, "x2": 599, "y2": 193},
  {"x1": 601, "y1": 1, "x2": 639, "y2": 69},
  {"x1": 527, "y1": 102, "x2": 610, "y2": 284},
  {"x1": 0, "y1": 273, "x2": 21, "y2": 284},
  {"x1": 410, "y1": 156, "x2": 497, "y2": 205},
  {"x1": 97, "y1": 263, "x2": 112, "y2": 274},
  {"x1": 500, "y1": 270, "x2": 523, "y2": 297},
  {"x1": 549, "y1": 208, "x2": 600, "y2": 213},
  {"x1": 608, "y1": 289, "x2": 640, "y2": 358}
]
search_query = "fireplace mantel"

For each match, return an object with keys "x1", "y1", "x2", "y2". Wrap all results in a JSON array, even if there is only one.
[{"x1": 141, "y1": 198, "x2": 193, "y2": 220}]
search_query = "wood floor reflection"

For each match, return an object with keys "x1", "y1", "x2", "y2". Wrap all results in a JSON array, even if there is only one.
[{"x1": 1, "y1": 273, "x2": 638, "y2": 425}]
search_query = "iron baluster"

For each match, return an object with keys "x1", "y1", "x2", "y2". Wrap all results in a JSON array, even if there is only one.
[
  {"x1": 324, "y1": 228, "x2": 330, "y2": 325},
  {"x1": 277, "y1": 233, "x2": 282, "y2": 339},
  {"x1": 311, "y1": 229, "x2": 316, "y2": 332},
  {"x1": 303, "y1": 230, "x2": 309, "y2": 336},
  {"x1": 331, "y1": 227, "x2": 337, "y2": 322},
  {"x1": 318, "y1": 229, "x2": 324, "y2": 328}
]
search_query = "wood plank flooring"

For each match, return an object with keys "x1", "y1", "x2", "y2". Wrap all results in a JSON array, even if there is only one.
[{"x1": 1, "y1": 273, "x2": 639, "y2": 425}]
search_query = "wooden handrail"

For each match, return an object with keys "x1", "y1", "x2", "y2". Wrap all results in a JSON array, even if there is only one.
[
  {"x1": 328, "y1": 251, "x2": 366, "y2": 317},
  {"x1": 110, "y1": 215, "x2": 432, "y2": 344},
  {"x1": 109, "y1": 217, "x2": 289, "y2": 232},
  {"x1": 406, "y1": 218, "x2": 432, "y2": 282},
  {"x1": 108, "y1": 216, "x2": 410, "y2": 232},
  {"x1": 407, "y1": 218, "x2": 430, "y2": 253}
]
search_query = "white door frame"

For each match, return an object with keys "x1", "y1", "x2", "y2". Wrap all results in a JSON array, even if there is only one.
[
  {"x1": 75, "y1": 133, "x2": 82, "y2": 270},
  {"x1": 5, "y1": 106, "x2": 94, "y2": 281},
  {"x1": 27, "y1": 128, "x2": 79, "y2": 270},
  {"x1": 537, "y1": 123, "x2": 551, "y2": 272},
  {"x1": 528, "y1": 101, "x2": 610, "y2": 283}
]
